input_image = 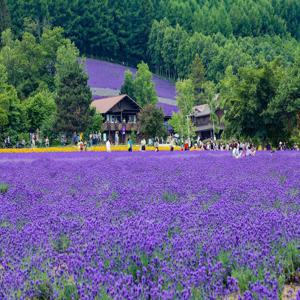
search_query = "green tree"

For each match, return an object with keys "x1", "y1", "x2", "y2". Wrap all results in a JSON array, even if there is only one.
[
  {"x1": 138, "y1": 104, "x2": 167, "y2": 139},
  {"x1": 220, "y1": 61, "x2": 286, "y2": 144},
  {"x1": 189, "y1": 54, "x2": 206, "y2": 105},
  {"x1": 120, "y1": 70, "x2": 135, "y2": 99},
  {"x1": 169, "y1": 79, "x2": 195, "y2": 140},
  {"x1": 133, "y1": 62, "x2": 157, "y2": 107},
  {"x1": 88, "y1": 110, "x2": 103, "y2": 133},
  {"x1": 25, "y1": 89, "x2": 57, "y2": 136},
  {"x1": 203, "y1": 81, "x2": 221, "y2": 138},
  {"x1": 54, "y1": 40, "x2": 80, "y2": 87},
  {"x1": 0, "y1": 0, "x2": 10, "y2": 34},
  {"x1": 266, "y1": 58, "x2": 300, "y2": 141},
  {"x1": 55, "y1": 44, "x2": 93, "y2": 136},
  {"x1": 0, "y1": 64, "x2": 26, "y2": 141}
]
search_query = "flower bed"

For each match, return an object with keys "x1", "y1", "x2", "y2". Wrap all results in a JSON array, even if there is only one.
[
  {"x1": 0, "y1": 145, "x2": 182, "y2": 153},
  {"x1": 0, "y1": 151, "x2": 299, "y2": 299}
]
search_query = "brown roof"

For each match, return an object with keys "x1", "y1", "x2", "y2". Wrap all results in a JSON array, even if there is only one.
[
  {"x1": 192, "y1": 104, "x2": 211, "y2": 117},
  {"x1": 91, "y1": 95, "x2": 133, "y2": 114}
]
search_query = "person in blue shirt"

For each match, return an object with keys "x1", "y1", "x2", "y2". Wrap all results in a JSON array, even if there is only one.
[{"x1": 128, "y1": 138, "x2": 133, "y2": 152}]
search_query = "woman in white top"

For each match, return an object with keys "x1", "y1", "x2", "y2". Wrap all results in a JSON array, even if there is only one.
[{"x1": 106, "y1": 139, "x2": 111, "y2": 152}]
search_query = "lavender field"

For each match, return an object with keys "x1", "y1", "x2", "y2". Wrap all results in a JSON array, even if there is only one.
[{"x1": 0, "y1": 152, "x2": 299, "y2": 299}]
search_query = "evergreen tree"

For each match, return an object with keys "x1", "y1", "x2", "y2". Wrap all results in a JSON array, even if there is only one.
[
  {"x1": 133, "y1": 62, "x2": 157, "y2": 107},
  {"x1": 55, "y1": 44, "x2": 93, "y2": 136},
  {"x1": 0, "y1": 0, "x2": 10, "y2": 34},
  {"x1": 120, "y1": 70, "x2": 135, "y2": 99},
  {"x1": 189, "y1": 54, "x2": 206, "y2": 105}
]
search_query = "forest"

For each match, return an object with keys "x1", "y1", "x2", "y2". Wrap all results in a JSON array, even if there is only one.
[{"x1": 6, "y1": 0, "x2": 300, "y2": 69}]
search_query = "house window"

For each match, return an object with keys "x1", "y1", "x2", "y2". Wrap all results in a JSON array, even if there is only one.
[{"x1": 128, "y1": 115, "x2": 136, "y2": 123}]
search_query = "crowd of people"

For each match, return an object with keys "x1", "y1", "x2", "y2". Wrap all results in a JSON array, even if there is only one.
[{"x1": 2, "y1": 133, "x2": 299, "y2": 155}]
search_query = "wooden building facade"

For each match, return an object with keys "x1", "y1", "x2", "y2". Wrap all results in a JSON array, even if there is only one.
[{"x1": 91, "y1": 95, "x2": 141, "y2": 143}]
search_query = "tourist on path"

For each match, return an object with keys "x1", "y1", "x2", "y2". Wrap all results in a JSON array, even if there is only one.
[
  {"x1": 141, "y1": 138, "x2": 146, "y2": 151},
  {"x1": 154, "y1": 138, "x2": 159, "y2": 152},
  {"x1": 128, "y1": 138, "x2": 133, "y2": 152},
  {"x1": 106, "y1": 139, "x2": 111, "y2": 152}
]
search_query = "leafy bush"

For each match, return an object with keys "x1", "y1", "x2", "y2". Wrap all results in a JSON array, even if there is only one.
[
  {"x1": 277, "y1": 241, "x2": 300, "y2": 283},
  {"x1": 52, "y1": 234, "x2": 70, "y2": 253},
  {"x1": 162, "y1": 191, "x2": 177, "y2": 203},
  {"x1": 34, "y1": 281, "x2": 53, "y2": 300},
  {"x1": 0, "y1": 183, "x2": 8, "y2": 194}
]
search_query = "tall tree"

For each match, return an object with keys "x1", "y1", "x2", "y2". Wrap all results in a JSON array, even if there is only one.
[
  {"x1": 0, "y1": 0, "x2": 10, "y2": 34},
  {"x1": 55, "y1": 44, "x2": 93, "y2": 136},
  {"x1": 189, "y1": 54, "x2": 206, "y2": 105},
  {"x1": 133, "y1": 62, "x2": 157, "y2": 107},
  {"x1": 169, "y1": 79, "x2": 195, "y2": 140},
  {"x1": 0, "y1": 63, "x2": 26, "y2": 141},
  {"x1": 120, "y1": 70, "x2": 135, "y2": 99}
]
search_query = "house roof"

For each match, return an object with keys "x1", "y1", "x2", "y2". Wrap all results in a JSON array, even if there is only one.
[
  {"x1": 192, "y1": 104, "x2": 211, "y2": 117},
  {"x1": 91, "y1": 95, "x2": 140, "y2": 114}
]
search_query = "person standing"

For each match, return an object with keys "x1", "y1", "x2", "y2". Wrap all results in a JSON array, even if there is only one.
[
  {"x1": 170, "y1": 138, "x2": 174, "y2": 151},
  {"x1": 141, "y1": 138, "x2": 146, "y2": 151},
  {"x1": 115, "y1": 132, "x2": 119, "y2": 146},
  {"x1": 45, "y1": 137, "x2": 50, "y2": 147},
  {"x1": 154, "y1": 138, "x2": 159, "y2": 152},
  {"x1": 128, "y1": 138, "x2": 133, "y2": 152},
  {"x1": 79, "y1": 140, "x2": 84, "y2": 151},
  {"x1": 106, "y1": 139, "x2": 111, "y2": 152}
]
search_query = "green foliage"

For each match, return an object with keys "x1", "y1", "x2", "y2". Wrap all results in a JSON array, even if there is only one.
[
  {"x1": 162, "y1": 191, "x2": 177, "y2": 203},
  {"x1": 0, "y1": 64, "x2": 26, "y2": 140},
  {"x1": 276, "y1": 241, "x2": 300, "y2": 283},
  {"x1": 52, "y1": 233, "x2": 70, "y2": 253},
  {"x1": 169, "y1": 79, "x2": 196, "y2": 139},
  {"x1": 176, "y1": 79, "x2": 195, "y2": 116},
  {"x1": 0, "y1": 182, "x2": 8, "y2": 193},
  {"x1": 189, "y1": 54, "x2": 205, "y2": 105},
  {"x1": 231, "y1": 268, "x2": 263, "y2": 293},
  {"x1": 0, "y1": 0, "x2": 10, "y2": 35},
  {"x1": 133, "y1": 62, "x2": 157, "y2": 107},
  {"x1": 138, "y1": 104, "x2": 167, "y2": 139},
  {"x1": 120, "y1": 70, "x2": 135, "y2": 99},
  {"x1": 25, "y1": 89, "x2": 57, "y2": 135},
  {"x1": 220, "y1": 60, "x2": 299, "y2": 144},
  {"x1": 54, "y1": 41, "x2": 80, "y2": 88},
  {"x1": 129, "y1": 131, "x2": 137, "y2": 144},
  {"x1": 88, "y1": 110, "x2": 103, "y2": 133},
  {"x1": 55, "y1": 47, "x2": 93, "y2": 136}
]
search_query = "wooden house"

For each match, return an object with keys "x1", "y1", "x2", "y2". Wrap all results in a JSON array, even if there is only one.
[{"x1": 91, "y1": 95, "x2": 141, "y2": 143}]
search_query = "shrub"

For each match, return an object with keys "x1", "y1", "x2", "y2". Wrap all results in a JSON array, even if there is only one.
[
  {"x1": 162, "y1": 191, "x2": 177, "y2": 203},
  {"x1": 52, "y1": 234, "x2": 70, "y2": 253},
  {"x1": 0, "y1": 183, "x2": 8, "y2": 194},
  {"x1": 277, "y1": 241, "x2": 300, "y2": 283}
]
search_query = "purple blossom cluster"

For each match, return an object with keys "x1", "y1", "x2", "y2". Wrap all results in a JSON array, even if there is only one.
[{"x1": 0, "y1": 151, "x2": 299, "y2": 299}]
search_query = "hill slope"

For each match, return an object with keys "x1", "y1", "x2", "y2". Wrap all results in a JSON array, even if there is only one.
[{"x1": 85, "y1": 59, "x2": 178, "y2": 117}]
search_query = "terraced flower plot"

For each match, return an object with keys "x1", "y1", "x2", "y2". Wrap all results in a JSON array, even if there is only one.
[{"x1": 0, "y1": 151, "x2": 299, "y2": 299}]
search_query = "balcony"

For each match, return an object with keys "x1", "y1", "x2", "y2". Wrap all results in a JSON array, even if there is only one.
[{"x1": 103, "y1": 122, "x2": 138, "y2": 132}]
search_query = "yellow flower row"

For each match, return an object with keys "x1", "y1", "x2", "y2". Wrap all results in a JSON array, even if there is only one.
[{"x1": 0, "y1": 145, "x2": 182, "y2": 153}]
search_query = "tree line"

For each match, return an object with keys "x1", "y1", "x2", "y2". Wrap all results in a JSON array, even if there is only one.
[
  {"x1": 4, "y1": 0, "x2": 300, "y2": 66},
  {"x1": 0, "y1": 27, "x2": 101, "y2": 145}
]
